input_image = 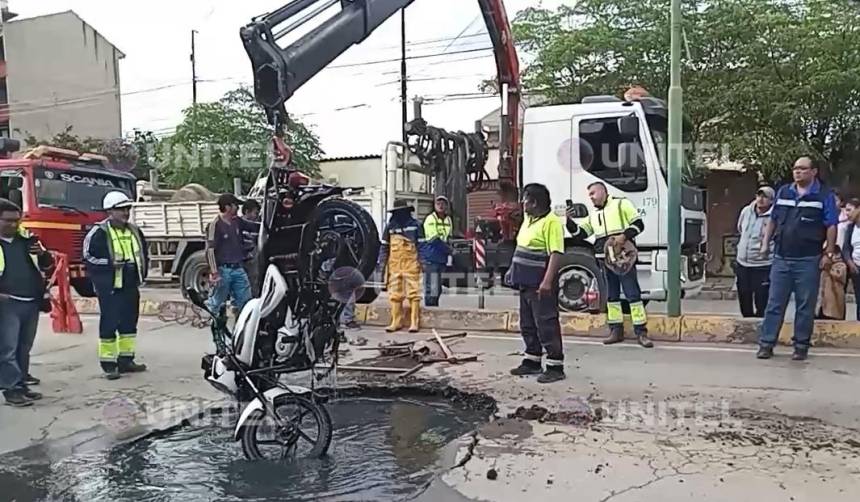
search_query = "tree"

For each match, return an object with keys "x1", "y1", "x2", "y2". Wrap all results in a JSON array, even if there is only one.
[
  {"x1": 512, "y1": 0, "x2": 860, "y2": 185},
  {"x1": 154, "y1": 87, "x2": 323, "y2": 193}
]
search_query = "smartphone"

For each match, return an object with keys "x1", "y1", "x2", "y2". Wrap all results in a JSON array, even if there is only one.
[{"x1": 565, "y1": 199, "x2": 573, "y2": 208}]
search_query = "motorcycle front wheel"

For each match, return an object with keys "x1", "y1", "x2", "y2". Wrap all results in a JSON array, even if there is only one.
[{"x1": 240, "y1": 394, "x2": 333, "y2": 461}]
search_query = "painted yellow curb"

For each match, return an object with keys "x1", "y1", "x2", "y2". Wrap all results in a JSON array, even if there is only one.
[{"x1": 72, "y1": 299, "x2": 860, "y2": 349}]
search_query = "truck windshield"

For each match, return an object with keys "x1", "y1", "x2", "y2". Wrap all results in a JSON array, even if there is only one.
[
  {"x1": 648, "y1": 122, "x2": 694, "y2": 183},
  {"x1": 34, "y1": 167, "x2": 134, "y2": 212}
]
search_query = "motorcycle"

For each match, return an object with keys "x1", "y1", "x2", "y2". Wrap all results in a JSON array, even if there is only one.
[{"x1": 197, "y1": 136, "x2": 380, "y2": 460}]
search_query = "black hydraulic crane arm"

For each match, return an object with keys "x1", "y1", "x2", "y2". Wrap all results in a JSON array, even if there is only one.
[{"x1": 240, "y1": 0, "x2": 521, "y2": 189}]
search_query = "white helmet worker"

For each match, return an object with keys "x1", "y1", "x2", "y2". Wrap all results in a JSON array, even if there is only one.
[{"x1": 103, "y1": 191, "x2": 133, "y2": 211}]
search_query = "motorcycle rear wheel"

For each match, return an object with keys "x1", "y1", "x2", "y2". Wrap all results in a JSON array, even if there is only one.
[
  {"x1": 240, "y1": 394, "x2": 333, "y2": 461},
  {"x1": 300, "y1": 197, "x2": 380, "y2": 304}
]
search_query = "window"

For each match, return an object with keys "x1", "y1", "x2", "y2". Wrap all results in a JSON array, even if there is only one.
[
  {"x1": 579, "y1": 117, "x2": 648, "y2": 192},
  {"x1": 33, "y1": 167, "x2": 133, "y2": 211},
  {"x1": 0, "y1": 170, "x2": 25, "y2": 209}
]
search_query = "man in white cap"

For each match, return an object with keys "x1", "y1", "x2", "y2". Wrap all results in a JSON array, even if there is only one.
[{"x1": 83, "y1": 191, "x2": 149, "y2": 380}]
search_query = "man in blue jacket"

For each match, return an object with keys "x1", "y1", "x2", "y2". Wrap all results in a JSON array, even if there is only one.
[
  {"x1": 757, "y1": 157, "x2": 838, "y2": 361},
  {"x1": 84, "y1": 191, "x2": 149, "y2": 380},
  {"x1": 421, "y1": 196, "x2": 453, "y2": 307}
]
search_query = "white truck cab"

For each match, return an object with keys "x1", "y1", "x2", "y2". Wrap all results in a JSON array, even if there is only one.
[{"x1": 522, "y1": 96, "x2": 706, "y2": 311}]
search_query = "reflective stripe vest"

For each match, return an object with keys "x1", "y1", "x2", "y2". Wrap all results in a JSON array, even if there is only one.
[
  {"x1": 506, "y1": 212, "x2": 564, "y2": 288},
  {"x1": 772, "y1": 183, "x2": 832, "y2": 258},
  {"x1": 422, "y1": 212, "x2": 453, "y2": 265},
  {"x1": 0, "y1": 225, "x2": 40, "y2": 276},
  {"x1": 576, "y1": 196, "x2": 641, "y2": 255},
  {"x1": 423, "y1": 213, "x2": 452, "y2": 241},
  {"x1": 103, "y1": 222, "x2": 145, "y2": 288}
]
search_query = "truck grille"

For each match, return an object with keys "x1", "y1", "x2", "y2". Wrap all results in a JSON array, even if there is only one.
[{"x1": 70, "y1": 229, "x2": 86, "y2": 262}]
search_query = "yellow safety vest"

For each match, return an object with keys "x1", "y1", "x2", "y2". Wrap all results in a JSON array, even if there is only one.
[
  {"x1": 577, "y1": 196, "x2": 641, "y2": 240},
  {"x1": 423, "y1": 213, "x2": 452, "y2": 241},
  {"x1": 106, "y1": 224, "x2": 144, "y2": 289},
  {"x1": 507, "y1": 212, "x2": 564, "y2": 288},
  {"x1": 0, "y1": 225, "x2": 40, "y2": 277}
]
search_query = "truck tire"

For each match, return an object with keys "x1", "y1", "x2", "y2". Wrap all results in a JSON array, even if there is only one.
[
  {"x1": 71, "y1": 277, "x2": 97, "y2": 298},
  {"x1": 557, "y1": 249, "x2": 605, "y2": 313},
  {"x1": 301, "y1": 198, "x2": 380, "y2": 304},
  {"x1": 180, "y1": 250, "x2": 212, "y2": 300}
]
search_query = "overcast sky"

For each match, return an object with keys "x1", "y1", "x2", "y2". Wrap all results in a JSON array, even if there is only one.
[{"x1": 12, "y1": 0, "x2": 566, "y2": 158}]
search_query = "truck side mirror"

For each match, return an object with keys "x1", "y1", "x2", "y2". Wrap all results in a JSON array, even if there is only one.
[
  {"x1": 618, "y1": 115, "x2": 639, "y2": 140},
  {"x1": 567, "y1": 203, "x2": 589, "y2": 219},
  {"x1": 618, "y1": 142, "x2": 645, "y2": 172}
]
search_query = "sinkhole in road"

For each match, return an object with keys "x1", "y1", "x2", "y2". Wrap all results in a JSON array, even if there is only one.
[{"x1": 1, "y1": 396, "x2": 490, "y2": 502}]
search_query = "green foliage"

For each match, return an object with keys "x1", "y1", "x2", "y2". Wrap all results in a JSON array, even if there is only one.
[
  {"x1": 512, "y1": 0, "x2": 860, "y2": 185},
  {"x1": 153, "y1": 87, "x2": 323, "y2": 193}
]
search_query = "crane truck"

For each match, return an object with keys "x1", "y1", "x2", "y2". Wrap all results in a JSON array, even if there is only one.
[{"x1": 240, "y1": 0, "x2": 707, "y2": 312}]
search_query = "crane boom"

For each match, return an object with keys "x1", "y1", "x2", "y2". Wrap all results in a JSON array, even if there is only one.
[{"x1": 240, "y1": 0, "x2": 521, "y2": 191}]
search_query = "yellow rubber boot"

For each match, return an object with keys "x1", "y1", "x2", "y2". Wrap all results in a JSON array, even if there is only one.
[
  {"x1": 386, "y1": 302, "x2": 404, "y2": 333},
  {"x1": 408, "y1": 300, "x2": 421, "y2": 333}
]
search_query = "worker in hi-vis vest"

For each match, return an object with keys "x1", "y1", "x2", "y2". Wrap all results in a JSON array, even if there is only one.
[
  {"x1": 505, "y1": 183, "x2": 566, "y2": 384},
  {"x1": 84, "y1": 191, "x2": 150, "y2": 380},
  {"x1": 566, "y1": 181, "x2": 653, "y2": 348},
  {"x1": 421, "y1": 195, "x2": 453, "y2": 307}
]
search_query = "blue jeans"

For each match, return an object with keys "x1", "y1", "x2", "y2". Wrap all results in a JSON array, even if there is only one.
[
  {"x1": 0, "y1": 300, "x2": 40, "y2": 391},
  {"x1": 207, "y1": 266, "x2": 252, "y2": 313},
  {"x1": 759, "y1": 255, "x2": 821, "y2": 350},
  {"x1": 340, "y1": 298, "x2": 356, "y2": 325},
  {"x1": 424, "y1": 263, "x2": 445, "y2": 307}
]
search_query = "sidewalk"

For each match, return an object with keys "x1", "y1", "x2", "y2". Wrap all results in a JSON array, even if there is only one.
[{"x1": 73, "y1": 288, "x2": 860, "y2": 349}]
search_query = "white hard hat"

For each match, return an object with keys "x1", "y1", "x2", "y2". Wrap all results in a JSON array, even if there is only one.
[{"x1": 103, "y1": 191, "x2": 133, "y2": 210}]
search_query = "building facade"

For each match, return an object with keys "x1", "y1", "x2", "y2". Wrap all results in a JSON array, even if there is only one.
[{"x1": 0, "y1": 9, "x2": 124, "y2": 141}]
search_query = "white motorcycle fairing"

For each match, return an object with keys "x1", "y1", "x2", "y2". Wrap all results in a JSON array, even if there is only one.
[
  {"x1": 205, "y1": 264, "x2": 289, "y2": 395},
  {"x1": 233, "y1": 386, "x2": 313, "y2": 441}
]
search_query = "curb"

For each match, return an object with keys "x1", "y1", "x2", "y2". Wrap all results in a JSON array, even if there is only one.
[{"x1": 72, "y1": 299, "x2": 860, "y2": 349}]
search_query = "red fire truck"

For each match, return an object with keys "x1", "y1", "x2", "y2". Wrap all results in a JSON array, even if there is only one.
[{"x1": 0, "y1": 138, "x2": 136, "y2": 297}]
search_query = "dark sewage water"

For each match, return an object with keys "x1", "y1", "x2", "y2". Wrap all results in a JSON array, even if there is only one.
[{"x1": 0, "y1": 397, "x2": 488, "y2": 502}]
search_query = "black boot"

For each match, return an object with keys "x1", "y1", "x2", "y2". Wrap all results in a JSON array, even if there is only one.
[
  {"x1": 3, "y1": 390, "x2": 33, "y2": 407},
  {"x1": 792, "y1": 348, "x2": 809, "y2": 361},
  {"x1": 510, "y1": 359, "x2": 543, "y2": 376},
  {"x1": 537, "y1": 367, "x2": 566, "y2": 384},
  {"x1": 604, "y1": 325, "x2": 625, "y2": 345},
  {"x1": 104, "y1": 368, "x2": 121, "y2": 380},
  {"x1": 119, "y1": 361, "x2": 148, "y2": 373},
  {"x1": 756, "y1": 346, "x2": 774, "y2": 360},
  {"x1": 24, "y1": 374, "x2": 40, "y2": 386},
  {"x1": 22, "y1": 388, "x2": 42, "y2": 401}
]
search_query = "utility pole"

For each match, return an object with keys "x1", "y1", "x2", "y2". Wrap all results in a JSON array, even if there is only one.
[
  {"x1": 666, "y1": 0, "x2": 683, "y2": 317},
  {"x1": 400, "y1": 9, "x2": 407, "y2": 142},
  {"x1": 190, "y1": 30, "x2": 198, "y2": 105}
]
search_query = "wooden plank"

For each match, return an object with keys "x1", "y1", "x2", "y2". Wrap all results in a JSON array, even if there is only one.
[
  {"x1": 397, "y1": 363, "x2": 425, "y2": 379},
  {"x1": 433, "y1": 329, "x2": 455, "y2": 360}
]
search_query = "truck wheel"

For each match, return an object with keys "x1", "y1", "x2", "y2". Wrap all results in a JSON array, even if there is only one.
[
  {"x1": 180, "y1": 250, "x2": 212, "y2": 300},
  {"x1": 71, "y1": 278, "x2": 97, "y2": 298},
  {"x1": 557, "y1": 249, "x2": 605, "y2": 313}
]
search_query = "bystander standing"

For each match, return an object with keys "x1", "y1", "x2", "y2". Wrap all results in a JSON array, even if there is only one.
[
  {"x1": 734, "y1": 186, "x2": 774, "y2": 318},
  {"x1": 240, "y1": 199, "x2": 261, "y2": 296},
  {"x1": 840, "y1": 201, "x2": 860, "y2": 320},
  {"x1": 757, "y1": 157, "x2": 839, "y2": 361}
]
